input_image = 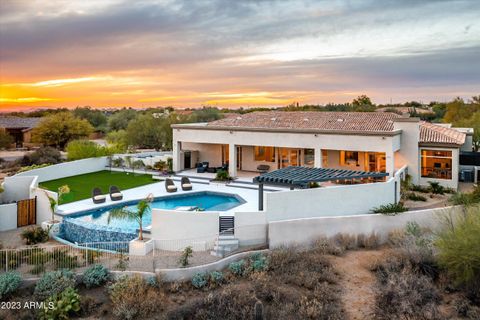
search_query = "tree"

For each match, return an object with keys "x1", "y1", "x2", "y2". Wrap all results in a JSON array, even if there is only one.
[
  {"x1": 107, "y1": 109, "x2": 137, "y2": 131},
  {"x1": 106, "y1": 130, "x2": 128, "y2": 149},
  {"x1": 125, "y1": 114, "x2": 171, "y2": 150},
  {"x1": 351, "y1": 95, "x2": 376, "y2": 111},
  {"x1": 108, "y1": 196, "x2": 152, "y2": 240},
  {"x1": 32, "y1": 112, "x2": 94, "y2": 149},
  {"x1": 0, "y1": 131, "x2": 14, "y2": 149},
  {"x1": 73, "y1": 107, "x2": 107, "y2": 132}
]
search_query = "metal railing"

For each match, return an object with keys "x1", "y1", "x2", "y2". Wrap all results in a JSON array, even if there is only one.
[{"x1": 0, "y1": 224, "x2": 268, "y2": 278}]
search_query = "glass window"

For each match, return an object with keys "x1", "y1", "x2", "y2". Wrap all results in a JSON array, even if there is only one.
[
  {"x1": 254, "y1": 146, "x2": 275, "y2": 162},
  {"x1": 304, "y1": 149, "x2": 314, "y2": 167},
  {"x1": 340, "y1": 151, "x2": 359, "y2": 165},
  {"x1": 421, "y1": 149, "x2": 452, "y2": 180}
]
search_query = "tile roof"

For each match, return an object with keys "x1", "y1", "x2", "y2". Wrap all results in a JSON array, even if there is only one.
[
  {"x1": 419, "y1": 122, "x2": 466, "y2": 146},
  {"x1": 0, "y1": 117, "x2": 41, "y2": 129},
  {"x1": 206, "y1": 111, "x2": 401, "y2": 132}
]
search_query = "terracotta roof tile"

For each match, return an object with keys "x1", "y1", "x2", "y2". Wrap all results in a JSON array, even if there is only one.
[
  {"x1": 419, "y1": 122, "x2": 465, "y2": 146},
  {"x1": 207, "y1": 111, "x2": 401, "y2": 132}
]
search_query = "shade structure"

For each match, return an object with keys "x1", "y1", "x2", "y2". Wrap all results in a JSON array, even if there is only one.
[{"x1": 253, "y1": 166, "x2": 389, "y2": 188}]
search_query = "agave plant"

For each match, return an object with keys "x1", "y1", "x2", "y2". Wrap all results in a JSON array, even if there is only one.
[{"x1": 108, "y1": 195, "x2": 153, "y2": 240}]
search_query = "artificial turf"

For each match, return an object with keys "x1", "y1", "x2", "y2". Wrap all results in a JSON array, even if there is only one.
[{"x1": 39, "y1": 170, "x2": 157, "y2": 204}]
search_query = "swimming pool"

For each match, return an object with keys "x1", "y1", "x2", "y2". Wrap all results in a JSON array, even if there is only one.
[{"x1": 58, "y1": 191, "x2": 244, "y2": 243}]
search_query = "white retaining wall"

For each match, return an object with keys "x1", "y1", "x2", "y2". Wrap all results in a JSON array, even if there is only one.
[
  {"x1": 0, "y1": 203, "x2": 17, "y2": 231},
  {"x1": 268, "y1": 205, "x2": 462, "y2": 248},
  {"x1": 1, "y1": 176, "x2": 36, "y2": 203},
  {"x1": 234, "y1": 211, "x2": 267, "y2": 246},
  {"x1": 14, "y1": 157, "x2": 108, "y2": 182}
]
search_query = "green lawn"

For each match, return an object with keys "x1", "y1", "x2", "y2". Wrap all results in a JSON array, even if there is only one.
[{"x1": 39, "y1": 170, "x2": 157, "y2": 204}]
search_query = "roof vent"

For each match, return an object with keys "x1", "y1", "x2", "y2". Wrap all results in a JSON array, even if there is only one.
[
  {"x1": 337, "y1": 118, "x2": 344, "y2": 122},
  {"x1": 270, "y1": 118, "x2": 276, "y2": 121},
  {"x1": 236, "y1": 116, "x2": 242, "y2": 120},
  {"x1": 303, "y1": 118, "x2": 309, "y2": 121}
]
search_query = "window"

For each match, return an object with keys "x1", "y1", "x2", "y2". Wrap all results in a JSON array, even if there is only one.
[
  {"x1": 340, "y1": 151, "x2": 359, "y2": 165},
  {"x1": 254, "y1": 146, "x2": 275, "y2": 162},
  {"x1": 304, "y1": 149, "x2": 314, "y2": 167},
  {"x1": 421, "y1": 149, "x2": 452, "y2": 180},
  {"x1": 322, "y1": 150, "x2": 328, "y2": 167}
]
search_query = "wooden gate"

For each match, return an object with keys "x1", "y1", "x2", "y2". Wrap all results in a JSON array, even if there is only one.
[{"x1": 17, "y1": 197, "x2": 37, "y2": 227}]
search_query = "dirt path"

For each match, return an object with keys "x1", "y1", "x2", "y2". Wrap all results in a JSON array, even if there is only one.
[{"x1": 330, "y1": 250, "x2": 387, "y2": 320}]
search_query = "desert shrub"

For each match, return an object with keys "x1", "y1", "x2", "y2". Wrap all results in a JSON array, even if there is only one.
[
  {"x1": 39, "y1": 287, "x2": 80, "y2": 320},
  {"x1": 214, "y1": 169, "x2": 232, "y2": 181},
  {"x1": 82, "y1": 249, "x2": 102, "y2": 264},
  {"x1": 26, "y1": 248, "x2": 50, "y2": 275},
  {"x1": 66, "y1": 139, "x2": 119, "y2": 161},
  {"x1": 0, "y1": 250, "x2": 20, "y2": 270},
  {"x1": 298, "y1": 282, "x2": 344, "y2": 320},
  {"x1": 17, "y1": 163, "x2": 52, "y2": 173},
  {"x1": 312, "y1": 237, "x2": 344, "y2": 255},
  {"x1": 250, "y1": 255, "x2": 268, "y2": 271},
  {"x1": 209, "y1": 271, "x2": 224, "y2": 286},
  {"x1": 436, "y1": 208, "x2": 480, "y2": 288},
  {"x1": 374, "y1": 267, "x2": 441, "y2": 320},
  {"x1": 34, "y1": 269, "x2": 76, "y2": 301},
  {"x1": 192, "y1": 272, "x2": 208, "y2": 289},
  {"x1": 228, "y1": 259, "x2": 246, "y2": 276},
  {"x1": 406, "y1": 192, "x2": 427, "y2": 201},
  {"x1": 387, "y1": 229, "x2": 406, "y2": 247},
  {"x1": 82, "y1": 264, "x2": 109, "y2": 288},
  {"x1": 333, "y1": 233, "x2": 357, "y2": 250},
  {"x1": 357, "y1": 232, "x2": 380, "y2": 249},
  {"x1": 145, "y1": 275, "x2": 159, "y2": 288},
  {"x1": 0, "y1": 272, "x2": 22, "y2": 299},
  {"x1": 411, "y1": 184, "x2": 430, "y2": 193},
  {"x1": 372, "y1": 202, "x2": 408, "y2": 215},
  {"x1": 450, "y1": 185, "x2": 480, "y2": 206},
  {"x1": 51, "y1": 248, "x2": 79, "y2": 269},
  {"x1": 178, "y1": 246, "x2": 193, "y2": 267},
  {"x1": 453, "y1": 296, "x2": 480, "y2": 319},
  {"x1": 109, "y1": 275, "x2": 164, "y2": 319},
  {"x1": 428, "y1": 181, "x2": 445, "y2": 194},
  {"x1": 21, "y1": 147, "x2": 61, "y2": 166},
  {"x1": 20, "y1": 226, "x2": 49, "y2": 245}
]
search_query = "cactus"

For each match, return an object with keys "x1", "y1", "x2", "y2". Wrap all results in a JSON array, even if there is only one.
[{"x1": 254, "y1": 300, "x2": 264, "y2": 320}]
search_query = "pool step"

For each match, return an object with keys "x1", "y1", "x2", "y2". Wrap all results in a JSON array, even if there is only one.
[{"x1": 210, "y1": 236, "x2": 239, "y2": 257}]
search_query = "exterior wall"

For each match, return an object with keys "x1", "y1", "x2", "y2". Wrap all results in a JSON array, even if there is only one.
[
  {"x1": 419, "y1": 147, "x2": 459, "y2": 190},
  {"x1": 1, "y1": 176, "x2": 36, "y2": 202},
  {"x1": 14, "y1": 157, "x2": 108, "y2": 183},
  {"x1": 0, "y1": 203, "x2": 17, "y2": 231},
  {"x1": 234, "y1": 211, "x2": 267, "y2": 246},
  {"x1": 33, "y1": 188, "x2": 58, "y2": 225},
  {"x1": 150, "y1": 208, "x2": 219, "y2": 250},
  {"x1": 264, "y1": 179, "x2": 397, "y2": 222},
  {"x1": 268, "y1": 206, "x2": 462, "y2": 248},
  {"x1": 394, "y1": 119, "x2": 420, "y2": 184}
]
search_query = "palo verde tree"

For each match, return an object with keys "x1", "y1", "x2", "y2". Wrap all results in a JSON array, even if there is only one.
[{"x1": 32, "y1": 112, "x2": 94, "y2": 149}]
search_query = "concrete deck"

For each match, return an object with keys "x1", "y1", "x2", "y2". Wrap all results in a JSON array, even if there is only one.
[{"x1": 57, "y1": 179, "x2": 262, "y2": 217}]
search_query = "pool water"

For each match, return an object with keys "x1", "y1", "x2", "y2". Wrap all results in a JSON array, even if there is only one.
[{"x1": 67, "y1": 191, "x2": 242, "y2": 233}]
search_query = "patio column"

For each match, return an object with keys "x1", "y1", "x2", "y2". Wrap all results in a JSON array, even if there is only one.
[
  {"x1": 314, "y1": 148, "x2": 323, "y2": 168},
  {"x1": 228, "y1": 143, "x2": 237, "y2": 177},
  {"x1": 258, "y1": 183, "x2": 264, "y2": 211},
  {"x1": 173, "y1": 141, "x2": 181, "y2": 172}
]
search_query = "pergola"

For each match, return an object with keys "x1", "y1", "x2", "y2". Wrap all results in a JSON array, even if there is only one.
[{"x1": 253, "y1": 166, "x2": 389, "y2": 210}]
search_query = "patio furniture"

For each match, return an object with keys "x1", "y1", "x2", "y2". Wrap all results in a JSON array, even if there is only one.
[
  {"x1": 109, "y1": 185, "x2": 123, "y2": 201},
  {"x1": 181, "y1": 177, "x2": 193, "y2": 191},
  {"x1": 257, "y1": 164, "x2": 270, "y2": 173},
  {"x1": 92, "y1": 187, "x2": 106, "y2": 204},
  {"x1": 196, "y1": 162, "x2": 209, "y2": 173},
  {"x1": 165, "y1": 178, "x2": 178, "y2": 193}
]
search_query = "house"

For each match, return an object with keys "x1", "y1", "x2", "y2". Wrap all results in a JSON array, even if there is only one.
[
  {"x1": 172, "y1": 111, "x2": 473, "y2": 190},
  {"x1": 0, "y1": 117, "x2": 41, "y2": 148}
]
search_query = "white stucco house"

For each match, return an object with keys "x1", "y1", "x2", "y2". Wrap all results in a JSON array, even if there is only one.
[{"x1": 172, "y1": 111, "x2": 473, "y2": 190}]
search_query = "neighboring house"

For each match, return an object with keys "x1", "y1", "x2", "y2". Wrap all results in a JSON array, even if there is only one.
[
  {"x1": 172, "y1": 111, "x2": 473, "y2": 190},
  {"x1": 0, "y1": 117, "x2": 41, "y2": 148}
]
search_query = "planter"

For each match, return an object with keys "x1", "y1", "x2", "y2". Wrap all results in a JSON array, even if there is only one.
[
  {"x1": 42, "y1": 221, "x2": 61, "y2": 237},
  {"x1": 129, "y1": 238, "x2": 154, "y2": 256}
]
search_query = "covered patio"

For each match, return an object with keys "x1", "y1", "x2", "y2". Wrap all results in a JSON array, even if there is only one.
[{"x1": 253, "y1": 166, "x2": 390, "y2": 210}]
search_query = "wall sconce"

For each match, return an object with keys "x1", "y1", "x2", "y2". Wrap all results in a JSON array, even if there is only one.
[
  {"x1": 314, "y1": 134, "x2": 318, "y2": 137},
  {"x1": 229, "y1": 131, "x2": 233, "y2": 134}
]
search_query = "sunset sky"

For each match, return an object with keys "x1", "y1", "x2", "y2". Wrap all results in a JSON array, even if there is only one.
[{"x1": 0, "y1": 0, "x2": 479, "y2": 111}]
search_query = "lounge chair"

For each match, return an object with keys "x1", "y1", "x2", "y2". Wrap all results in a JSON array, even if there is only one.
[
  {"x1": 257, "y1": 164, "x2": 270, "y2": 173},
  {"x1": 92, "y1": 187, "x2": 106, "y2": 204},
  {"x1": 196, "y1": 162, "x2": 209, "y2": 173},
  {"x1": 109, "y1": 185, "x2": 123, "y2": 201},
  {"x1": 181, "y1": 177, "x2": 193, "y2": 191},
  {"x1": 165, "y1": 178, "x2": 178, "y2": 193}
]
